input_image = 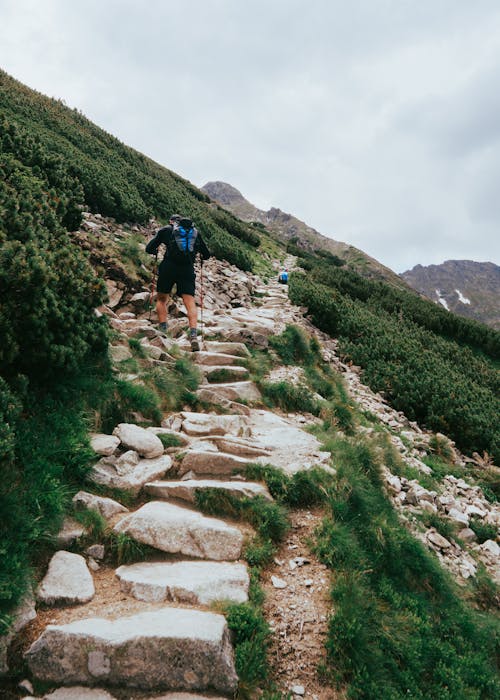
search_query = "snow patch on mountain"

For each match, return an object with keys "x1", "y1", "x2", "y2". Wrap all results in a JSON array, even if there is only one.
[
  {"x1": 435, "y1": 289, "x2": 449, "y2": 311},
  {"x1": 455, "y1": 289, "x2": 471, "y2": 305}
]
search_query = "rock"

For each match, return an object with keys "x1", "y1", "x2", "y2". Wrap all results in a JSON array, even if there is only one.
[
  {"x1": 146, "y1": 695, "x2": 227, "y2": 700},
  {"x1": 197, "y1": 381, "x2": 262, "y2": 404},
  {"x1": 90, "y1": 433, "x2": 120, "y2": 456},
  {"x1": 37, "y1": 551, "x2": 95, "y2": 605},
  {"x1": 43, "y1": 688, "x2": 117, "y2": 699},
  {"x1": 0, "y1": 590, "x2": 36, "y2": 676},
  {"x1": 204, "y1": 341, "x2": 251, "y2": 357},
  {"x1": 175, "y1": 411, "x2": 250, "y2": 437},
  {"x1": 202, "y1": 365, "x2": 250, "y2": 383},
  {"x1": 90, "y1": 454, "x2": 172, "y2": 495},
  {"x1": 479, "y1": 540, "x2": 500, "y2": 558},
  {"x1": 109, "y1": 345, "x2": 132, "y2": 363},
  {"x1": 73, "y1": 491, "x2": 128, "y2": 519},
  {"x1": 292, "y1": 686, "x2": 305, "y2": 696},
  {"x1": 271, "y1": 576, "x2": 287, "y2": 589},
  {"x1": 386, "y1": 474, "x2": 402, "y2": 493},
  {"x1": 448, "y1": 508, "x2": 469, "y2": 526},
  {"x1": 105, "y1": 280, "x2": 123, "y2": 308},
  {"x1": 193, "y1": 351, "x2": 245, "y2": 366},
  {"x1": 205, "y1": 435, "x2": 272, "y2": 458},
  {"x1": 145, "y1": 479, "x2": 272, "y2": 503},
  {"x1": 130, "y1": 291, "x2": 151, "y2": 306},
  {"x1": 18, "y1": 679, "x2": 34, "y2": 695},
  {"x1": 85, "y1": 544, "x2": 105, "y2": 560},
  {"x1": 178, "y1": 450, "x2": 252, "y2": 476},
  {"x1": 116, "y1": 561, "x2": 249, "y2": 604},
  {"x1": 26, "y1": 608, "x2": 237, "y2": 694},
  {"x1": 194, "y1": 388, "x2": 252, "y2": 415},
  {"x1": 55, "y1": 517, "x2": 85, "y2": 547},
  {"x1": 426, "y1": 530, "x2": 452, "y2": 550},
  {"x1": 113, "y1": 502, "x2": 244, "y2": 560},
  {"x1": 466, "y1": 504, "x2": 487, "y2": 519},
  {"x1": 458, "y1": 528, "x2": 478, "y2": 543},
  {"x1": 112, "y1": 423, "x2": 164, "y2": 458}
]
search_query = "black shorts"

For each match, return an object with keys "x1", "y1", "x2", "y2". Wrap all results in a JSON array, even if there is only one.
[{"x1": 157, "y1": 260, "x2": 196, "y2": 296}]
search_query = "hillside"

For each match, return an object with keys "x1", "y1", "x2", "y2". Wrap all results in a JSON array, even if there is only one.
[
  {"x1": 202, "y1": 180, "x2": 407, "y2": 287},
  {"x1": 402, "y1": 259, "x2": 500, "y2": 330},
  {"x1": 1, "y1": 70, "x2": 500, "y2": 699}
]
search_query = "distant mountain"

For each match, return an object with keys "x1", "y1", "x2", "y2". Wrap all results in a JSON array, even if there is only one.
[
  {"x1": 401, "y1": 260, "x2": 500, "y2": 329},
  {"x1": 201, "y1": 181, "x2": 406, "y2": 287}
]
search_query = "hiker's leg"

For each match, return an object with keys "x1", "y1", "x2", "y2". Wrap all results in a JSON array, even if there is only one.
[
  {"x1": 156, "y1": 293, "x2": 169, "y2": 323},
  {"x1": 182, "y1": 294, "x2": 197, "y2": 329}
]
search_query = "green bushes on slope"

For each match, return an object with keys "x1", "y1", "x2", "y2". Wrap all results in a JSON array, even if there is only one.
[
  {"x1": 0, "y1": 69, "x2": 259, "y2": 272},
  {"x1": 0, "y1": 116, "x2": 109, "y2": 620},
  {"x1": 289, "y1": 272, "x2": 500, "y2": 462}
]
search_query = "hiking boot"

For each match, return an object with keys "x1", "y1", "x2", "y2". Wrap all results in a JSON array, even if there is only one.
[
  {"x1": 156, "y1": 322, "x2": 169, "y2": 336},
  {"x1": 189, "y1": 328, "x2": 200, "y2": 352}
]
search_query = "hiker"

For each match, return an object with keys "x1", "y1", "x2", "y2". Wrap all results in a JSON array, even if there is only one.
[
  {"x1": 278, "y1": 268, "x2": 288, "y2": 284},
  {"x1": 146, "y1": 214, "x2": 210, "y2": 351}
]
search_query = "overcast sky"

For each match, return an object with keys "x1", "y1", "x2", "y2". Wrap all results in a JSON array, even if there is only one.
[{"x1": 1, "y1": 0, "x2": 500, "y2": 272}]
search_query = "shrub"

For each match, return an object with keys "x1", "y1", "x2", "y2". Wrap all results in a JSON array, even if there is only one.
[{"x1": 261, "y1": 381, "x2": 323, "y2": 415}]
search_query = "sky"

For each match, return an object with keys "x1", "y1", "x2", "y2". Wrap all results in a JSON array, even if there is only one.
[{"x1": 1, "y1": 0, "x2": 500, "y2": 272}]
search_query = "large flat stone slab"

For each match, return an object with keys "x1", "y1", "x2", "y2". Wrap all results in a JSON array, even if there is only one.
[
  {"x1": 113, "y1": 502, "x2": 243, "y2": 560},
  {"x1": 90, "y1": 454, "x2": 172, "y2": 495},
  {"x1": 179, "y1": 450, "x2": 251, "y2": 476},
  {"x1": 115, "y1": 560, "x2": 249, "y2": 604},
  {"x1": 204, "y1": 341, "x2": 251, "y2": 357},
  {"x1": 145, "y1": 479, "x2": 272, "y2": 503},
  {"x1": 206, "y1": 435, "x2": 272, "y2": 458},
  {"x1": 112, "y1": 423, "x2": 164, "y2": 458},
  {"x1": 37, "y1": 551, "x2": 94, "y2": 605},
  {"x1": 165, "y1": 411, "x2": 250, "y2": 437},
  {"x1": 194, "y1": 388, "x2": 251, "y2": 416},
  {"x1": 44, "y1": 688, "x2": 117, "y2": 699},
  {"x1": 193, "y1": 351, "x2": 245, "y2": 366},
  {"x1": 26, "y1": 608, "x2": 237, "y2": 694},
  {"x1": 197, "y1": 381, "x2": 261, "y2": 403}
]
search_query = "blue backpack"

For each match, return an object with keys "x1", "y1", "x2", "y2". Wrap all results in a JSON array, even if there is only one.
[{"x1": 171, "y1": 221, "x2": 199, "y2": 262}]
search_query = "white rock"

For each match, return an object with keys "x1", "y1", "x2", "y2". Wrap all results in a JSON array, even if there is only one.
[
  {"x1": 90, "y1": 433, "x2": 120, "y2": 456},
  {"x1": 178, "y1": 450, "x2": 252, "y2": 476},
  {"x1": 37, "y1": 551, "x2": 94, "y2": 605},
  {"x1": 196, "y1": 381, "x2": 262, "y2": 404},
  {"x1": 426, "y1": 531, "x2": 452, "y2": 550},
  {"x1": 43, "y1": 688, "x2": 117, "y2": 699},
  {"x1": 271, "y1": 576, "x2": 287, "y2": 589},
  {"x1": 26, "y1": 608, "x2": 237, "y2": 694},
  {"x1": 112, "y1": 423, "x2": 164, "y2": 458},
  {"x1": 90, "y1": 454, "x2": 172, "y2": 495},
  {"x1": 55, "y1": 518, "x2": 84, "y2": 547},
  {"x1": 479, "y1": 540, "x2": 500, "y2": 559},
  {"x1": 466, "y1": 504, "x2": 487, "y2": 519},
  {"x1": 177, "y1": 412, "x2": 249, "y2": 437},
  {"x1": 73, "y1": 491, "x2": 128, "y2": 519},
  {"x1": 292, "y1": 686, "x2": 305, "y2": 696},
  {"x1": 458, "y1": 528, "x2": 477, "y2": 543},
  {"x1": 448, "y1": 508, "x2": 469, "y2": 526},
  {"x1": 85, "y1": 544, "x2": 105, "y2": 560},
  {"x1": 116, "y1": 561, "x2": 249, "y2": 604},
  {"x1": 113, "y1": 501, "x2": 243, "y2": 560},
  {"x1": 145, "y1": 479, "x2": 272, "y2": 503}
]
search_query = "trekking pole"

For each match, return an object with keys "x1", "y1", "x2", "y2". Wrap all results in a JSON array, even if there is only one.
[
  {"x1": 148, "y1": 253, "x2": 158, "y2": 321},
  {"x1": 199, "y1": 256, "x2": 204, "y2": 343}
]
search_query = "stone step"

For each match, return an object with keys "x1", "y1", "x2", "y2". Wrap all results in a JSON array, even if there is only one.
[
  {"x1": 197, "y1": 381, "x2": 261, "y2": 403},
  {"x1": 115, "y1": 560, "x2": 249, "y2": 604},
  {"x1": 44, "y1": 689, "x2": 229, "y2": 700},
  {"x1": 204, "y1": 435, "x2": 272, "y2": 458},
  {"x1": 164, "y1": 411, "x2": 250, "y2": 437},
  {"x1": 179, "y1": 450, "x2": 251, "y2": 477},
  {"x1": 193, "y1": 351, "x2": 245, "y2": 366},
  {"x1": 25, "y1": 608, "x2": 237, "y2": 694},
  {"x1": 200, "y1": 365, "x2": 250, "y2": 383},
  {"x1": 113, "y1": 501, "x2": 244, "y2": 560},
  {"x1": 145, "y1": 479, "x2": 272, "y2": 503},
  {"x1": 90, "y1": 454, "x2": 172, "y2": 496},
  {"x1": 204, "y1": 341, "x2": 251, "y2": 357},
  {"x1": 195, "y1": 388, "x2": 251, "y2": 416}
]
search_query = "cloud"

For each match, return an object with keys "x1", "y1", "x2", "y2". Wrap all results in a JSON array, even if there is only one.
[{"x1": 1, "y1": 0, "x2": 500, "y2": 271}]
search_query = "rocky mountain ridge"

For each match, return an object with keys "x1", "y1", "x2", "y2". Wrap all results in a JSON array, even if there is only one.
[
  {"x1": 202, "y1": 181, "x2": 406, "y2": 287},
  {"x1": 401, "y1": 259, "x2": 500, "y2": 330}
]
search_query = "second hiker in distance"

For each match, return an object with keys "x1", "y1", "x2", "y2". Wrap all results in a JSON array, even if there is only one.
[{"x1": 146, "y1": 214, "x2": 210, "y2": 351}]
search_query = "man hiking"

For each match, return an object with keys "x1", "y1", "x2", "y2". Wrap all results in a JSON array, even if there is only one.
[{"x1": 146, "y1": 214, "x2": 210, "y2": 351}]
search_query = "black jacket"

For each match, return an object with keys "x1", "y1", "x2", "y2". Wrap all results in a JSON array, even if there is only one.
[{"x1": 146, "y1": 220, "x2": 211, "y2": 266}]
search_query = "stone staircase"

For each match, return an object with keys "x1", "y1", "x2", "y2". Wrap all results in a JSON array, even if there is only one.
[{"x1": 20, "y1": 271, "x2": 331, "y2": 698}]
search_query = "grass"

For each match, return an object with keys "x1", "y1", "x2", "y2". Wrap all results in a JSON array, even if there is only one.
[
  {"x1": 261, "y1": 380, "x2": 323, "y2": 415},
  {"x1": 312, "y1": 435, "x2": 500, "y2": 699},
  {"x1": 157, "y1": 432, "x2": 184, "y2": 449}
]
